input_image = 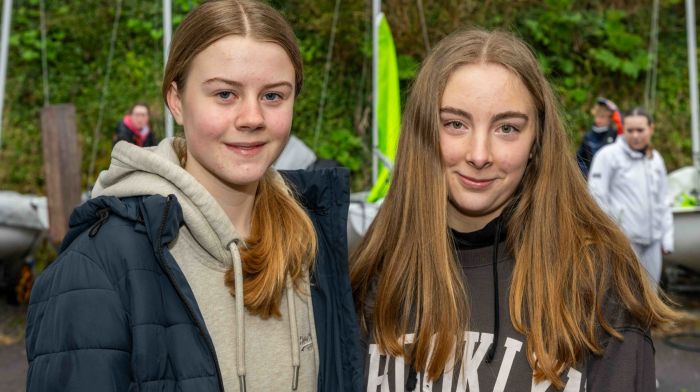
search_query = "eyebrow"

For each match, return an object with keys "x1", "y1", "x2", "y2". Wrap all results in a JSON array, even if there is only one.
[
  {"x1": 439, "y1": 106, "x2": 529, "y2": 123},
  {"x1": 202, "y1": 77, "x2": 294, "y2": 90},
  {"x1": 440, "y1": 107, "x2": 472, "y2": 121},
  {"x1": 492, "y1": 111, "x2": 529, "y2": 123}
]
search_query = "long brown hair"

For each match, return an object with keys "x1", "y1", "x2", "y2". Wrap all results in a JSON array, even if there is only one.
[
  {"x1": 165, "y1": 0, "x2": 316, "y2": 319},
  {"x1": 351, "y1": 29, "x2": 678, "y2": 388}
]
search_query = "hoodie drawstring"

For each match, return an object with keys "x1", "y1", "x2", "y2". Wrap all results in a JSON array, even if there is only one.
[
  {"x1": 228, "y1": 241, "x2": 302, "y2": 391},
  {"x1": 229, "y1": 241, "x2": 247, "y2": 392},
  {"x1": 484, "y1": 217, "x2": 503, "y2": 363},
  {"x1": 286, "y1": 278, "x2": 301, "y2": 390}
]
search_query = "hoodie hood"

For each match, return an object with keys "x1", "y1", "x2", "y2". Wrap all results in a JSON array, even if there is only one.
[{"x1": 93, "y1": 138, "x2": 240, "y2": 271}]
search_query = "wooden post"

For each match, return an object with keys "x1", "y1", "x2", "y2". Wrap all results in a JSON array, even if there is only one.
[{"x1": 41, "y1": 104, "x2": 81, "y2": 246}]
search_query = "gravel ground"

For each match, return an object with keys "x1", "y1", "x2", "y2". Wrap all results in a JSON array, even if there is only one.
[
  {"x1": 655, "y1": 292, "x2": 700, "y2": 392},
  {"x1": 0, "y1": 302, "x2": 27, "y2": 392}
]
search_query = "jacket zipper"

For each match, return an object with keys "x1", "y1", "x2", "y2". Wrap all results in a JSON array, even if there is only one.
[{"x1": 153, "y1": 195, "x2": 225, "y2": 391}]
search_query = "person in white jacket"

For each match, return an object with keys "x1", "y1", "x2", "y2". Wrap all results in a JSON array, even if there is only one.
[{"x1": 588, "y1": 107, "x2": 673, "y2": 284}]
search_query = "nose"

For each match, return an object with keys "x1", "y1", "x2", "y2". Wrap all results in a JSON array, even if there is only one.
[
  {"x1": 235, "y1": 97, "x2": 265, "y2": 131},
  {"x1": 466, "y1": 131, "x2": 492, "y2": 169}
]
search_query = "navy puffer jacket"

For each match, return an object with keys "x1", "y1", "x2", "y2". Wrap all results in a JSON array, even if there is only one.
[{"x1": 26, "y1": 168, "x2": 363, "y2": 392}]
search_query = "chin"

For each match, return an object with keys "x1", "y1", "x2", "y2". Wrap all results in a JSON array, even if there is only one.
[{"x1": 219, "y1": 169, "x2": 265, "y2": 188}]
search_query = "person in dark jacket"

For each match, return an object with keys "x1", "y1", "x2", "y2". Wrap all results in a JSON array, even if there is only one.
[
  {"x1": 25, "y1": 1, "x2": 362, "y2": 391},
  {"x1": 350, "y1": 29, "x2": 678, "y2": 391},
  {"x1": 576, "y1": 97, "x2": 619, "y2": 177},
  {"x1": 113, "y1": 102, "x2": 157, "y2": 147}
]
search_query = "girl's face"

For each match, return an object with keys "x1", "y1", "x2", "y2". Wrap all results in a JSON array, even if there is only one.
[
  {"x1": 594, "y1": 112, "x2": 611, "y2": 128},
  {"x1": 167, "y1": 35, "x2": 295, "y2": 194},
  {"x1": 623, "y1": 115, "x2": 654, "y2": 151},
  {"x1": 130, "y1": 105, "x2": 150, "y2": 130},
  {"x1": 439, "y1": 63, "x2": 537, "y2": 232}
]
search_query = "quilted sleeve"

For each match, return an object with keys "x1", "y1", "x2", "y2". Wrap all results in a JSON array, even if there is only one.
[{"x1": 25, "y1": 249, "x2": 131, "y2": 392}]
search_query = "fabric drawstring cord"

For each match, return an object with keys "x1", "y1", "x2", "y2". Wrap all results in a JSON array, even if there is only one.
[
  {"x1": 228, "y1": 241, "x2": 302, "y2": 391},
  {"x1": 406, "y1": 365, "x2": 418, "y2": 391},
  {"x1": 228, "y1": 241, "x2": 247, "y2": 392},
  {"x1": 286, "y1": 277, "x2": 301, "y2": 390},
  {"x1": 485, "y1": 217, "x2": 503, "y2": 363}
]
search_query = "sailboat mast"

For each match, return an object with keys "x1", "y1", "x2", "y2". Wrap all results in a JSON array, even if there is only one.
[
  {"x1": 687, "y1": 0, "x2": 700, "y2": 193},
  {"x1": 163, "y1": 0, "x2": 173, "y2": 139},
  {"x1": 0, "y1": 0, "x2": 13, "y2": 149},
  {"x1": 372, "y1": 0, "x2": 380, "y2": 184}
]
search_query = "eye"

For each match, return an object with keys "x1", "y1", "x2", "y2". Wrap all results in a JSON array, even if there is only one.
[
  {"x1": 445, "y1": 120, "x2": 465, "y2": 129},
  {"x1": 498, "y1": 124, "x2": 518, "y2": 134},
  {"x1": 216, "y1": 91, "x2": 234, "y2": 100},
  {"x1": 262, "y1": 92, "x2": 283, "y2": 101}
]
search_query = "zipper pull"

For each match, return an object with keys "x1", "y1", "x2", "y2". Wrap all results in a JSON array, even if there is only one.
[{"x1": 88, "y1": 208, "x2": 110, "y2": 237}]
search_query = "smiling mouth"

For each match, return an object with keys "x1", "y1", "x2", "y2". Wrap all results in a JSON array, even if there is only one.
[
  {"x1": 225, "y1": 142, "x2": 266, "y2": 156},
  {"x1": 457, "y1": 173, "x2": 495, "y2": 189}
]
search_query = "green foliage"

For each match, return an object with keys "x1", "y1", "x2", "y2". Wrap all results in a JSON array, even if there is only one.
[
  {"x1": 0, "y1": 0, "x2": 695, "y2": 198},
  {"x1": 397, "y1": 54, "x2": 418, "y2": 80}
]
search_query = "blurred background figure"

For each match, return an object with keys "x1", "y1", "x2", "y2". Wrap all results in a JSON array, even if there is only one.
[
  {"x1": 588, "y1": 107, "x2": 673, "y2": 285},
  {"x1": 577, "y1": 97, "x2": 622, "y2": 177},
  {"x1": 112, "y1": 102, "x2": 156, "y2": 147}
]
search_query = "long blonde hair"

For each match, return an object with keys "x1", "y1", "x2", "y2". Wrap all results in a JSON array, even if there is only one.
[
  {"x1": 350, "y1": 29, "x2": 677, "y2": 388},
  {"x1": 166, "y1": 0, "x2": 316, "y2": 319}
]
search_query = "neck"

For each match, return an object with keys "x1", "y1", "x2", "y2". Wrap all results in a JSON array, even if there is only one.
[
  {"x1": 212, "y1": 184, "x2": 257, "y2": 239},
  {"x1": 634, "y1": 145, "x2": 650, "y2": 155},
  {"x1": 185, "y1": 159, "x2": 258, "y2": 238},
  {"x1": 446, "y1": 201, "x2": 502, "y2": 233}
]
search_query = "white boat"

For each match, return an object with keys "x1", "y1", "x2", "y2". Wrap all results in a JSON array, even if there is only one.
[
  {"x1": 347, "y1": 193, "x2": 381, "y2": 254},
  {"x1": 0, "y1": 191, "x2": 48, "y2": 298},
  {"x1": 664, "y1": 207, "x2": 700, "y2": 271},
  {"x1": 0, "y1": 191, "x2": 48, "y2": 261},
  {"x1": 664, "y1": 166, "x2": 700, "y2": 273}
]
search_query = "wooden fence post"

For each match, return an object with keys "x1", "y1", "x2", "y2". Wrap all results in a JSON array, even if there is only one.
[{"x1": 41, "y1": 104, "x2": 81, "y2": 246}]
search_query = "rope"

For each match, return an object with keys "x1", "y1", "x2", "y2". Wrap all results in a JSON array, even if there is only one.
[
  {"x1": 416, "y1": 0, "x2": 430, "y2": 52},
  {"x1": 39, "y1": 0, "x2": 49, "y2": 106},
  {"x1": 87, "y1": 0, "x2": 123, "y2": 189},
  {"x1": 313, "y1": 0, "x2": 342, "y2": 149},
  {"x1": 644, "y1": 0, "x2": 660, "y2": 115}
]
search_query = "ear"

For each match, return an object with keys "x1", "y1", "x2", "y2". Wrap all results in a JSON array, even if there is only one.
[{"x1": 166, "y1": 82, "x2": 184, "y2": 125}]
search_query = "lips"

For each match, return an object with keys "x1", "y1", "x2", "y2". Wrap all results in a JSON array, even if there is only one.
[
  {"x1": 456, "y1": 173, "x2": 495, "y2": 189},
  {"x1": 225, "y1": 141, "x2": 266, "y2": 156}
]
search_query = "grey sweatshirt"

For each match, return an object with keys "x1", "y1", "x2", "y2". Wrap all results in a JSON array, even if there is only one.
[{"x1": 93, "y1": 139, "x2": 319, "y2": 391}]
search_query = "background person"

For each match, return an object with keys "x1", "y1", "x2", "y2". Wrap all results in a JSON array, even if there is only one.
[
  {"x1": 576, "y1": 97, "x2": 620, "y2": 177},
  {"x1": 113, "y1": 102, "x2": 157, "y2": 147},
  {"x1": 25, "y1": 1, "x2": 362, "y2": 391},
  {"x1": 588, "y1": 107, "x2": 674, "y2": 285},
  {"x1": 351, "y1": 30, "x2": 677, "y2": 391}
]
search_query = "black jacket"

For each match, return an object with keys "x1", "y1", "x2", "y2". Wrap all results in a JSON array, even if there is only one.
[
  {"x1": 26, "y1": 168, "x2": 363, "y2": 392},
  {"x1": 576, "y1": 124, "x2": 617, "y2": 177},
  {"x1": 113, "y1": 119, "x2": 157, "y2": 147}
]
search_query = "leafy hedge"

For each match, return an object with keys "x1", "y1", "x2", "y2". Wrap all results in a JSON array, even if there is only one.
[{"x1": 0, "y1": 0, "x2": 694, "y2": 195}]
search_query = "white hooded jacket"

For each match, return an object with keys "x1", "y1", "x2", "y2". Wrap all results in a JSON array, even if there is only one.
[{"x1": 588, "y1": 137, "x2": 673, "y2": 251}]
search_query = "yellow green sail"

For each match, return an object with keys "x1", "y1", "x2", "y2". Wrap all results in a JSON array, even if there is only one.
[{"x1": 367, "y1": 14, "x2": 400, "y2": 202}]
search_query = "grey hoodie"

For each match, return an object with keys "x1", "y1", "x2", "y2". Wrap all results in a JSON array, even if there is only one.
[{"x1": 93, "y1": 139, "x2": 319, "y2": 391}]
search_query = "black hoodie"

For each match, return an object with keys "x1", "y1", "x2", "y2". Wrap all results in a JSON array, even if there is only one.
[{"x1": 361, "y1": 217, "x2": 656, "y2": 391}]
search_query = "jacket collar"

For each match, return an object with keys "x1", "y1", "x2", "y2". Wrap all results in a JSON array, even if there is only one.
[
  {"x1": 61, "y1": 194, "x2": 183, "y2": 252},
  {"x1": 617, "y1": 137, "x2": 646, "y2": 160},
  {"x1": 63, "y1": 167, "x2": 347, "y2": 253}
]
